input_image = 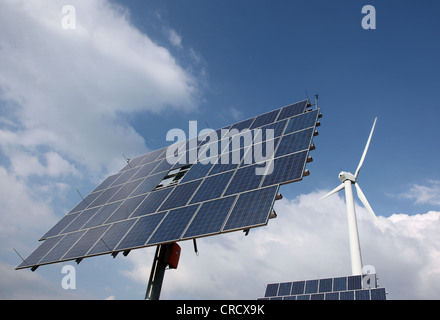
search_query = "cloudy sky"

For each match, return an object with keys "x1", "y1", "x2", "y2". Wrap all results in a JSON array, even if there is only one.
[{"x1": 1, "y1": 0, "x2": 440, "y2": 300}]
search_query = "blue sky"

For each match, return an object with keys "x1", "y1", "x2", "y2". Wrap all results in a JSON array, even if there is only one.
[{"x1": 1, "y1": 0, "x2": 440, "y2": 300}]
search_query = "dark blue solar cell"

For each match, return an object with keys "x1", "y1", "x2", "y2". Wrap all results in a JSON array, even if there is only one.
[
  {"x1": 253, "y1": 119, "x2": 287, "y2": 142},
  {"x1": 40, "y1": 212, "x2": 80, "y2": 239},
  {"x1": 189, "y1": 171, "x2": 234, "y2": 204},
  {"x1": 62, "y1": 206, "x2": 100, "y2": 233},
  {"x1": 311, "y1": 293, "x2": 325, "y2": 300},
  {"x1": 131, "y1": 173, "x2": 165, "y2": 197},
  {"x1": 296, "y1": 295, "x2": 310, "y2": 300},
  {"x1": 111, "y1": 167, "x2": 139, "y2": 186},
  {"x1": 88, "y1": 219, "x2": 136, "y2": 255},
  {"x1": 131, "y1": 187, "x2": 173, "y2": 217},
  {"x1": 319, "y1": 278, "x2": 333, "y2": 293},
  {"x1": 92, "y1": 174, "x2": 120, "y2": 193},
  {"x1": 291, "y1": 281, "x2": 305, "y2": 295},
  {"x1": 371, "y1": 288, "x2": 387, "y2": 300},
  {"x1": 284, "y1": 109, "x2": 319, "y2": 135},
  {"x1": 183, "y1": 196, "x2": 236, "y2": 239},
  {"x1": 17, "y1": 236, "x2": 63, "y2": 268},
  {"x1": 151, "y1": 158, "x2": 174, "y2": 175},
  {"x1": 208, "y1": 149, "x2": 247, "y2": 176},
  {"x1": 325, "y1": 292, "x2": 340, "y2": 300},
  {"x1": 305, "y1": 279, "x2": 319, "y2": 294},
  {"x1": 264, "y1": 283, "x2": 279, "y2": 297},
  {"x1": 278, "y1": 282, "x2": 292, "y2": 296},
  {"x1": 348, "y1": 275, "x2": 362, "y2": 290},
  {"x1": 240, "y1": 138, "x2": 279, "y2": 168},
  {"x1": 277, "y1": 100, "x2": 308, "y2": 121},
  {"x1": 223, "y1": 186, "x2": 278, "y2": 232},
  {"x1": 139, "y1": 148, "x2": 167, "y2": 166},
  {"x1": 83, "y1": 201, "x2": 123, "y2": 228},
  {"x1": 333, "y1": 277, "x2": 347, "y2": 291},
  {"x1": 116, "y1": 212, "x2": 167, "y2": 251},
  {"x1": 109, "y1": 179, "x2": 144, "y2": 202},
  {"x1": 229, "y1": 117, "x2": 255, "y2": 131},
  {"x1": 129, "y1": 161, "x2": 162, "y2": 181},
  {"x1": 69, "y1": 190, "x2": 103, "y2": 213},
  {"x1": 180, "y1": 161, "x2": 214, "y2": 183},
  {"x1": 355, "y1": 289, "x2": 371, "y2": 300},
  {"x1": 38, "y1": 230, "x2": 86, "y2": 264},
  {"x1": 261, "y1": 151, "x2": 308, "y2": 187},
  {"x1": 63, "y1": 225, "x2": 110, "y2": 260},
  {"x1": 159, "y1": 179, "x2": 202, "y2": 211},
  {"x1": 275, "y1": 128, "x2": 314, "y2": 158},
  {"x1": 340, "y1": 291, "x2": 355, "y2": 300},
  {"x1": 106, "y1": 194, "x2": 147, "y2": 223},
  {"x1": 147, "y1": 204, "x2": 200, "y2": 245},
  {"x1": 250, "y1": 109, "x2": 280, "y2": 129},
  {"x1": 224, "y1": 164, "x2": 264, "y2": 196},
  {"x1": 89, "y1": 185, "x2": 122, "y2": 207}
]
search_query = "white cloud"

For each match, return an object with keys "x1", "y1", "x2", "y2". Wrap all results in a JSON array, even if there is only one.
[
  {"x1": 0, "y1": 0, "x2": 200, "y2": 177},
  {"x1": 400, "y1": 180, "x2": 440, "y2": 206},
  {"x1": 0, "y1": 167, "x2": 56, "y2": 251},
  {"x1": 0, "y1": 0, "x2": 204, "y2": 297},
  {"x1": 165, "y1": 28, "x2": 183, "y2": 48},
  {"x1": 121, "y1": 190, "x2": 440, "y2": 300}
]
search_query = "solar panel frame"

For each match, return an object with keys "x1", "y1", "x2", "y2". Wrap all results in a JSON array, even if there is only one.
[{"x1": 17, "y1": 99, "x2": 321, "y2": 270}]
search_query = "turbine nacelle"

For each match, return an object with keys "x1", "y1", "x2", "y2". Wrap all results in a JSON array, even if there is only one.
[{"x1": 338, "y1": 171, "x2": 356, "y2": 183}]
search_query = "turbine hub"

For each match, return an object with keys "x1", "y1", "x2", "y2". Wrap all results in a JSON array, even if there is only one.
[{"x1": 338, "y1": 171, "x2": 356, "y2": 183}]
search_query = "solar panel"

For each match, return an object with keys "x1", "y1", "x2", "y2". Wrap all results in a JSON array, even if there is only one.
[
  {"x1": 259, "y1": 274, "x2": 387, "y2": 300},
  {"x1": 16, "y1": 99, "x2": 321, "y2": 270}
]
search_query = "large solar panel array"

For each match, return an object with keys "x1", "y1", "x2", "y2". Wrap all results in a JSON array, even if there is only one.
[
  {"x1": 17, "y1": 99, "x2": 321, "y2": 270},
  {"x1": 258, "y1": 274, "x2": 387, "y2": 300}
]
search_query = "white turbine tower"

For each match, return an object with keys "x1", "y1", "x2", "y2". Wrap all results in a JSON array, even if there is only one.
[{"x1": 320, "y1": 117, "x2": 384, "y2": 276}]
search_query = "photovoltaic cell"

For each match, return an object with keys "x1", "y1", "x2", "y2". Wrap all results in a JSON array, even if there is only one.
[
  {"x1": 130, "y1": 173, "x2": 165, "y2": 197},
  {"x1": 189, "y1": 171, "x2": 234, "y2": 204},
  {"x1": 62, "y1": 207, "x2": 101, "y2": 233},
  {"x1": 40, "y1": 212, "x2": 80, "y2": 240},
  {"x1": 17, "y1": 99, "x2": 321, "y2": 270},
  {"x1": 259, "y1": 274, "x2": 387, "y2": 300},
  {"x1": 17, "y1": 236, "x2": 62, "y2": 268},
  {"x1": 131, "y1": 188, "x2": 173, "y2": 217},
  {"x1": 38, "y1": 231, "x2": 86, "y2": 265},
  {"x1": 265, "y1": 283, "x2": 279, "y2": 297},
  {"x1": 83, "y1": 201, "x2": 122, "y2": 229},
  {"x1": 106, "y1": 194, "x2": 147, "y2": 223},
  {"x1": 278, "y1": 282, "x2": 292, "y2": 296},
  {"x1": 116, "y1": 212, "x2": 167, "y2": 251},
  {"x1": 147, "y1": 204, "x2": 200, "y2": 246},
  {"x1": 222, "y1": 186, "x2": 278, "y2": 232},
  {"x1": 182, "y1": 196, "x2": 236, "y2": 239},
  {"x1": 62, "y1": 225, "x2": 110, "y2": 260},
  {"x1": 159, "y1": 179, "x2": 202, "y2": 211},
  {"x1": 88, "y1": 219, "x2": 136, "y2": 255},
  {"x1": 261, "y1": 151, "x2": 308, "y2": 187},
  {"x1": 224, "y1": 164, "x2": 264, "y2": 196},
  {"x1": 275, "y1": 128, "x2": 314, "y2": 158},
  {"x1": 276, "y1": 100, "x2": 308, "y2": 121},
  {"x1": 284, "y1": 109, "x2": 319, "y2": 135}
]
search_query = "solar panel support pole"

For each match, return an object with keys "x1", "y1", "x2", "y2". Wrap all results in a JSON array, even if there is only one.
[{"x1": 145, "y1": 244, "x2": 172, "y2": 300}]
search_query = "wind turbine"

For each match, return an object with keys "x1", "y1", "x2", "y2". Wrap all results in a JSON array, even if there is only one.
[{"x1": 320, "y1": 117, "x2": 384, "y2": 276}]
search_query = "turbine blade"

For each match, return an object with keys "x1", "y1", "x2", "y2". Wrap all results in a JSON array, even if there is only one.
[
  {"x1": 354, "y1": 182, "x2": 384, "y2": 233},
  {"x1": 320, "y1": 183, "x2": 345, "y2": 200},
  {"x1": 355, "y1": 117, "x2": 377, "y2": 179}
]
